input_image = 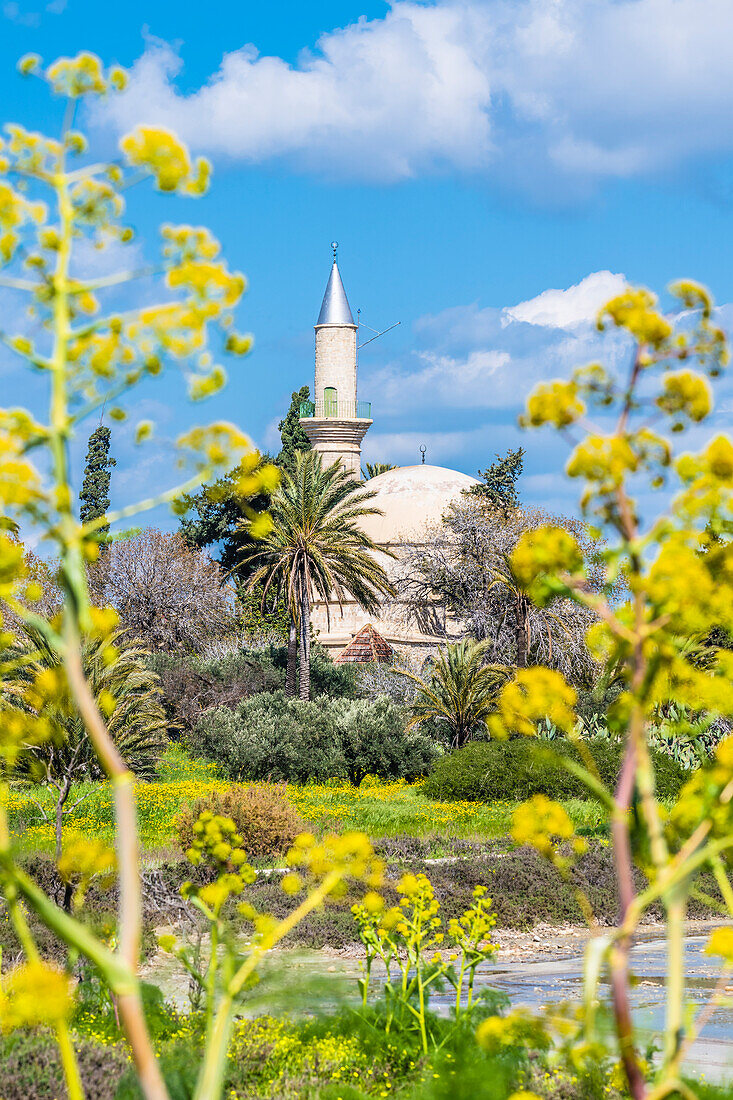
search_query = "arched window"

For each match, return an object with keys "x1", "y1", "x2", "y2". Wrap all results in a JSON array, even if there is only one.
[{"x1": 324, "y1": 386, "x2": 337, "y2": 417}]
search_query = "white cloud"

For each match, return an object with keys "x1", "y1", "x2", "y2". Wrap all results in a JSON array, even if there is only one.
[
  {"x1": 504, "y1": 271, "x2": 628, "y2": 329},
  {"x1": 94, "y1": 0, "x2": 733, "y2": 192},
  {"x1": 262, "y1": 417, "x2": 282, "y2": 455},
  {"x1": 362, "y1": 270, "x2": 633, "y2": 414}
]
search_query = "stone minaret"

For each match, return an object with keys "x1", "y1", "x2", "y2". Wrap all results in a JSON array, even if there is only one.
[{"x1": 299, "y1": 244, "x2": 372, "y2": 477}]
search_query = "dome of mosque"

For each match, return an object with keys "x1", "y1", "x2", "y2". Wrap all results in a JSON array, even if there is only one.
[{"x1": 359, "y1": 464, "x2": 479, "y2": 547}]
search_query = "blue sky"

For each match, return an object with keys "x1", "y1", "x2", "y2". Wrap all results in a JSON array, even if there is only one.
[{"x1": 3, "y1": 0, "x2": 733, "y2": 529}]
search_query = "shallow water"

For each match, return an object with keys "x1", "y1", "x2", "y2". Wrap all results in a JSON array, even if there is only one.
[{"x1": 145, "y1": 933, "x2": 733, "y2": 1083}]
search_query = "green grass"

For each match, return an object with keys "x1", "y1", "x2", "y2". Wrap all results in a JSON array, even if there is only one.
[{"x1": 7, "y1": 745, "x2": 611, "y2": 858}]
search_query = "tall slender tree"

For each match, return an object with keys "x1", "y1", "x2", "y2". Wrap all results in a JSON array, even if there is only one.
[
  {"x1": 79, "y1": 424, "x2": 116, "y2": 541},
  {"x1": 277, "y1": 386, "x2": 312, "y2": 473},
  {"x1": 241, "y1": 450, "x2": 395, "y2": 699}
]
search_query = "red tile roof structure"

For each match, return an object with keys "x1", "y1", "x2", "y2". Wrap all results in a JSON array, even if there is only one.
[{"x1": 334, "y1": 623, "x2": 394, "y2": 664}]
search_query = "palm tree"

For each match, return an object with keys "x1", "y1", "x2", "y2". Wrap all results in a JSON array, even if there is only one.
[
  {"x1": 397, "y1": 639, "x2": 510, "y2": 748},
  {"x1": 487, "y1": 551, "x2": 571, "y2": 669},
  {"x1": 241, "y1": 450, "x2": 396, "y2": 700},
  {"x1": 5, "y1": 628, "x2": 168, "y2": 859},
  {"x1": 361, "y1": 461, "x2": 396, "y2": 480}
]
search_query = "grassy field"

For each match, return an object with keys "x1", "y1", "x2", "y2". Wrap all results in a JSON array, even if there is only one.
[{"x1": 7, "y1": 745, "x2": 609, "y2": 858}]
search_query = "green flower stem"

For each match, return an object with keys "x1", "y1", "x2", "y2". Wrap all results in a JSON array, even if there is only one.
[
  {"x1": 55, "y1": 1020, "x2": 85, "y2": 1100},
  {"x1": 193, "y1": 869, "x2": 342, "y2": 1100},
  {"x1": 40, "y1": 155, "x2": 169, "y2": 1100},
  {"x1": 711, "y1": 855, "x2": 733, "y2": 914},
  {"x1": 0, "y1": 801, "x2": 85, "y2": 1100},
  {"x1": 663, "y1": 884, "x2": 686, "y2": 1068}
]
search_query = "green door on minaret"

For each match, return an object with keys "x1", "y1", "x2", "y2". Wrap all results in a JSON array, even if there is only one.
[{"x1": 324, "y1": 386, "x2": 337, "y2": 417}]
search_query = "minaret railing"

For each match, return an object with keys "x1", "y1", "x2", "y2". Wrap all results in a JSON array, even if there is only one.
[{"x1": 300, "y1": 399, "x2": 372, "y2": 419}]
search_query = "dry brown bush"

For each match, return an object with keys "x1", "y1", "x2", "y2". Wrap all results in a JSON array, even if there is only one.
[{"x1": 175, "y1": 784, "x2": 305, "y2": 862}]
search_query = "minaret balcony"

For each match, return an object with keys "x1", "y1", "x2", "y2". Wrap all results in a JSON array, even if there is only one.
[{"x1": 300, "y1": 399, "x2": 372, "y2": 420}]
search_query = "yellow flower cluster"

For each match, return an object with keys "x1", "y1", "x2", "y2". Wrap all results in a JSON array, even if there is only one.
[
  {"x1": 57, "y1": 834, "x2": 116, "y2": 908},
  {"x1": 520, "y1": 380, "x2": 585, "y2": 429},
  {"x1": 182, "y1": 811, "x2": 257, "y2": 916},
  {"x1": 121, "y1": 126, "x2": 210, "y2": 195},
  {"x1": 44, "y1": 52, "x2": 126, "y2": 97},
  {"x1": 705, "y1": 926, "x2": 733, "y2": 965},
  {"x1": 656, "y1": 369, "x2": 712, "y2": 429},
  {"x1": 597, "y1": 287, "x2": 672, "y2": 347},
  {"x1": 286, "y1": 830, "x2": 384, "y2": 893},
  {"x1": 0, "y1": 961, "x2": 73, "y2": 1031},
  {"x1": 476, "y1": 1008, "x2": 549, "y2": 1052},
  {"x1": 510, "y1": 525, "x2": 584, "y2": 607},
  {"x1": 511, "y1": 794, "x2": 581, "y2": 859},
  {"x1": 669, "y1": 735, "x2": 733, "y2": 847},
  {"x1": 488, "y1": 667, "x2": 577, "y2": 739},
  {"x1": 0, "y1": 179, "x2": 45, "y2": 263}
]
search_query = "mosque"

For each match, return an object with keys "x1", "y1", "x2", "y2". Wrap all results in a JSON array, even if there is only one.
[{"x1": 300, "y1": 248, "x2": 478, "y2": 658}]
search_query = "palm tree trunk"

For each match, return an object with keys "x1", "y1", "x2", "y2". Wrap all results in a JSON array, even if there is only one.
[
  {"x1": 298, "y1": 587, "x2": 311, "y2": 701},
  {"x1": 516, "y1": 596, "x2": 529, "y2": 668},
  {"x1": 286, "y1": 615, "x2": 298, "y2": 697}
]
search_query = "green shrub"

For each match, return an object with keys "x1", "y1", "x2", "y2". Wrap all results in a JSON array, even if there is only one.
[
  {"x1": 175, "y1": 784, "x2": 305, "y2": 860},
  {"x1": 188, "y1": 690, "x2": 344, "y2": 782},
  {"x1": 189, "y1": 691, "x2": 435, "y2": 785},
  {"x1": 421, "y1": 738, "x2": 686, "y2": 802},
  {"x1": 330, "y1": 696, "x2": 437, "y2": 785}
]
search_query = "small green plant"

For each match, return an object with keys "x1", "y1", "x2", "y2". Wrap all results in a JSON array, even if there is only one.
[
  {"x1": 158, "y1": 815, "x2": 386, "y2": 1098},
  {"x1": 352, "y1": 872, "x2": 497, "y2": 1053}
]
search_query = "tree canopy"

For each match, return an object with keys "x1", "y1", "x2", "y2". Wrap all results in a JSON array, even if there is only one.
[
  {"x1": 178, "y1": 454, "x2": 277, "y2": 581},
  {"x1": 469, "y1": 447, "x2": 524, "y2": 513}
]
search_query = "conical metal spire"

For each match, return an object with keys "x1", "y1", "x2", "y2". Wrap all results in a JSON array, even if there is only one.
[{"x1": 317, "y1": 246, "x2": 354, "y2": 325}]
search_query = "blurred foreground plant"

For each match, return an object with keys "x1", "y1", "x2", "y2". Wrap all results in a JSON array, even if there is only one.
[
  {"x1": 158, "y1": 815, "x2": 385, "y2": 1099},
  {"x1": 495, "y1": 280, "x2": 733, "y2": 1099},
  {"x1": 0, "y1": 51, "x2": 275, "y2": 1100}
]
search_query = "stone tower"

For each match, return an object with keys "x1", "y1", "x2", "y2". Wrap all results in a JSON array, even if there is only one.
[{"x1": 299, "y1": 245, "x2": 372, "y2": 477}]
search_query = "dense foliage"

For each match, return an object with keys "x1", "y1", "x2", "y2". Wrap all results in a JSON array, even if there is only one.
[
  {"x1": 469, "y1": 447, "x2": 524, "y2": 512},
  {"x1": 8, "y1": 628, "x2": 168, "y2": 783},
  {"x1": 421, "y1": 738, "x2": 687, "y2": 803},
  {"x1": 177, "y1": 455, "x2": 279, "y2": 583},
  {"x1": 276, "y1": 385, "x2": 312, "y2": 473},
  {"x1": 399, "y1": 639, "x2": 510, "y2": 747},
  {"x1": 189, "y1": 691, "x2": 435, "y2": 784},
  {"x1": 150, "y1": 645, "x2": 358, "y2": 736}
]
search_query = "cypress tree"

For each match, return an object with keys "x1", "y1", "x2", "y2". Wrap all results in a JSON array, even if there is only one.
[
  {"x1": 277, "y1": 385, "x2": 312, "y2": 473},
  {"x1": 79, "y1": 425, "x2": 116, "y2": 540}
]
